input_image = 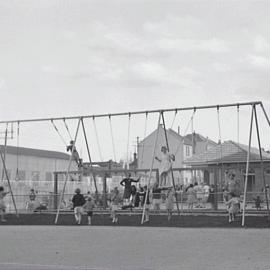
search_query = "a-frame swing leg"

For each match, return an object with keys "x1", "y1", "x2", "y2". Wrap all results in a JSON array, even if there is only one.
[
  {"x1": 0, "y1": 147, "x2": 19, "y2": 217},
  {"x1": 242, "y1": 106, "x2": 254, "y2": 227},
  {"x1": 81, "y1": 118, "x2": 98, "y2": 194},
  {"x1": 161, "y1": 112, "x2": 180, "y2": 216},
  {"x1": 254, "y1": 104, "x2": 270, "y2": 219},
  {"x1": 141, "y1": 113, "x2": 161, "y2": 224},
  {"x1": 55, "y1": 118, "x2": 81, "y2": 224}
]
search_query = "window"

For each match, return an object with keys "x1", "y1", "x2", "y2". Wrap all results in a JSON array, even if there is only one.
[
  {"x1": 247, "y1": 175, "x2": 255, "y2": 192},
  {"x1": 31, "y1": 171, "x2": 40, "y2": 182},
  {"x1": 185, "y1": 146, "x2": 191, "y2": 157}
]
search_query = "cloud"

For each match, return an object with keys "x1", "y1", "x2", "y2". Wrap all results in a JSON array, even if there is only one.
[
  {"x1": 130, "y1": 61, "x2": 202, "y2": 89},
  {"x1": 246, "y1": 54, "x2": 270, "y2": 69},
  {"x1": 254, "y1": 35, "x2": 270, "y2": 53},
  {"x1": 157, "y1": 37, "x2": 229, "y2": 53}
]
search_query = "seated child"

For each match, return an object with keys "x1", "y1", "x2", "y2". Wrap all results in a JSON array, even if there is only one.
[
  {"x1": 83, "y1": 197, "x2": 95, "y2": 225},
  {"x1": 0, "y1": 186, "x2": 9, "y2": 222},
  {"x1": 225, "y1": 192, "x2": 240, "y2": 223},
  {"x1": 254, "y1": 196, "x2": 263, "y2": 211}
]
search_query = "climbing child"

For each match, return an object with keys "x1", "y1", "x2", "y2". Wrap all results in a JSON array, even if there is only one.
[
  {"x1": 72, "y1": 188, "x2": 86, "y2": 225},
  {"x1": 83, "y1": 196, "x2": 95, "y2": 225},
  {"x1": 0, "y1": 186, "x2": 9, "y2": 222},
  {"x1": 225, "y1": 192, "x2": 240, "y2": 223}
]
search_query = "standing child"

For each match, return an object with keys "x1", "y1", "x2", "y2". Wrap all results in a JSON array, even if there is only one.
[
  {"x1": 186, "y1": 184, "x2": 196, "y2": 210},
  {"x1": 111, "y1": 187, "x2": 121, "y2": 223},
  {"x1": 166, "y1": 188, "x2": 174, "y2": 221},
  {"x1": 72, "y1": 188, "x2": 86, "y2": 225},
  {"x1": 83, "y1": 197, "x2": 95, "y2": 225},
  {"x1": 155, "y1": 146, "x2": 175, "y2": 187},
  {"x1": 0, "y1": 186, "x2": 9, "y2": 222},
  {"x1": 254, "y1": 196, "x2": 263, "y2": 211},
  {"x1": 225, "y1": 192, "x2": 240, "y2": 223}
]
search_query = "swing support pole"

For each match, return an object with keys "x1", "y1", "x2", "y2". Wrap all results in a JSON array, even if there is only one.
[
  {"x1": 161, "y1": 111, "x2": 180, "y2": 215},
  {"x1": 0, "y1": 147, "x2": 18, "y2": 217},
  {"x1": 260, "y1": 102, "x2": 270, "y2": 127},
  {"x1": 81, "y1": 118, "x2": 98, "y2": 194},
  {"x1": 141, "y1": 113, "x2": 161, "y2": 224},
  {"x1": 55, "y1": 118, "x2": 81, "y2": 224},
  {"x1": 1, "y1": 125, "x2": 8, "y2": 181},
  {"x1": 242, "y1": 106, "x2": 254, "y2": 227},
  {"x1": 253, "y1": 105, "x2": 270, "y2": 219}
]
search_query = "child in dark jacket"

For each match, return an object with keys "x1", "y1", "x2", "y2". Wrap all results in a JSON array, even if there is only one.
[
  {"x1": 254, "y1": 196, "x2": 263, "y2": 210},
  {"x1": 72, "y1": 188, "x2": 86, "y2": 225}
]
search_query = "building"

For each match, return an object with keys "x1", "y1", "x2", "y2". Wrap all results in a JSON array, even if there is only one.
[
  {"x1": 0, "y1": 145, "x2": 77, "y2": 183},
  {"x1": 184, "y1": 140, "x2": 270, "y2": 193},
  {"x1": 137, "y1": 125, "x2": 217, "y2": 185},
  {"x1": 184, "y1": 132, "x2": 217, "y2": 154}
]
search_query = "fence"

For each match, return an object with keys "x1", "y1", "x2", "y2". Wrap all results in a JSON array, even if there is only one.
[{"x1": 3, "y1": 190, "x2": 269, "y2": 213}]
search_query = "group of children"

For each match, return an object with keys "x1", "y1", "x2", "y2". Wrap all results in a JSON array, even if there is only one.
[
  {"x1": 71, "y1": 188, "x2": 95, "y2": 225},
  {"x1": 0, "y1": 186, "x2": 8, "y2": 222}
]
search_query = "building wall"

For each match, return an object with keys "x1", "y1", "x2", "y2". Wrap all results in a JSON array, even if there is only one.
[
  {"x1": 194, "y1": 141, "x2": 215, "y2": 155},
  {"x1": 205, "y1": 163, "x2": 270, "y2": 194},
  {"x1": 0, "y1": 153, "x2": 77, "y2": 183},
  {"x1": 137, "y1": 125, "x2": 188, "y2": 171}
]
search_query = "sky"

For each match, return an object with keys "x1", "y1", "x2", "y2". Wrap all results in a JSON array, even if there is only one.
[{"x1": 0, "y1": 0, "x2": 270, "y2": 161}]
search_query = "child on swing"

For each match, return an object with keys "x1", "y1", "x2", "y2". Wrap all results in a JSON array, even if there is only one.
[
  {"x1": 83, "y1": 196, "x2": 95, "y2": 225},
  {"x1": 72, "y1": 188, "x2": 86, "y2": 225},
  {"x1": 225, "y1": 192, "x2": 240, "y2": 223},
  {"x1": 0, "y1": 186, "x2": 9, "y2": 222},
  {"x1": 155, "y1": 146, "x2": 175, "y2": 187}
]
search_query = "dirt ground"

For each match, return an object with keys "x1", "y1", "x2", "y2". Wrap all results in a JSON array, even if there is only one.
[{"x1": 0, "y1": 226, "x2": 270, "y2": 270}]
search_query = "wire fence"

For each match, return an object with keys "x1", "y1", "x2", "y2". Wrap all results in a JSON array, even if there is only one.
[{"x1": 3, "y1": 190, "x2": 269, "y2": 213}]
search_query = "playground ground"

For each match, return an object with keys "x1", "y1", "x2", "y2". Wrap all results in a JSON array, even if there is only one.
[{"x1": 0, "y1": 226, "x2": 270, "y2": 270}]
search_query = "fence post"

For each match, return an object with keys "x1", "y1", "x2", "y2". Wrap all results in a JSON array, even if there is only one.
[{"x1": 53, "y1": 173, "x2": 58, "y2": 210}]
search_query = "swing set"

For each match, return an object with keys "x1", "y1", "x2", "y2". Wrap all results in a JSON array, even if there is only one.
[{"x1": 0, "y1": 101, "x2": 269, "y2": 227}]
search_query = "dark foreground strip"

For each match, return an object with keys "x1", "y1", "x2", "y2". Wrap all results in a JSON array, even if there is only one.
[
  {"x1": 0, "y1": 213, "x2": 270, "y2": 227},
  {"x1": 0, "y1": 264, "x2": 152, "y2": 270}
]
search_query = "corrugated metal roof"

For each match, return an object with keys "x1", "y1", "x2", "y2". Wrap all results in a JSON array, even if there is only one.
[
  {"x1": 184, "y1": 140, "x2": 270, "y2": 165},
  {"x1": 0, "y1": 145, "x2": 71, "y2": 160}
]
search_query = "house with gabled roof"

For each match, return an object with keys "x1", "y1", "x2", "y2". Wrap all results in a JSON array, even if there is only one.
[
  {"x1": 184, "y1": 140, "x2": 270, "y2": 193},
  {"x1": 137, "y1": 125, "x2": 217, "y2": 185},
  {"x1": 184, "y1": 132, "x2": 218, "y2": 155}
]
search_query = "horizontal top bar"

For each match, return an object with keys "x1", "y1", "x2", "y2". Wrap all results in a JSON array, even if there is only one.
[{"x1": 0, "y1": 101, "x2": 261, "y2": 124}]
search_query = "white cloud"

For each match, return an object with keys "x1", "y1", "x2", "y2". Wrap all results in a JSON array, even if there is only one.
[
  {"x1": 254, "y1": 35, "x2": 270, "y2": 52},
  {"x1": 157, "y1": 37, "x2": 229, "y2": 53},
  {"x1": 130, "y1": 61, "x2": 202, "y2": 89},
  {"x1": 212, "y1": 62, "x2": 231, "y2": 72},
  {"x1": 143, "y1": 15, "x2": 206, "y2": 38},
  {"x1": 246, "y1": 54, "x2": 270, "y2": 69}
]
